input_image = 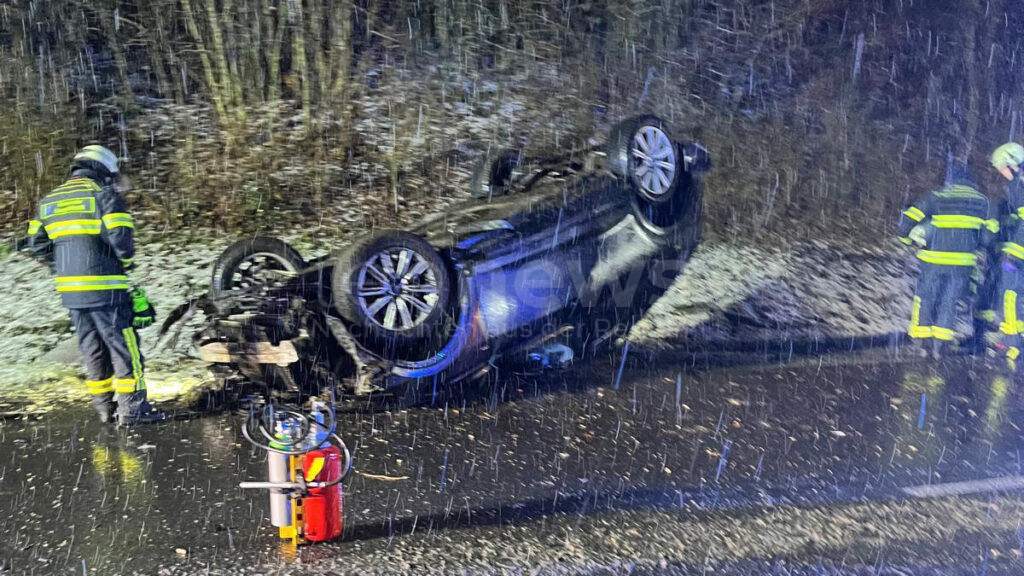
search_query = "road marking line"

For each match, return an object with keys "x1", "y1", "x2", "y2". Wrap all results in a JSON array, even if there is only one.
[{"x1": 902, "y1": 475, "x2": 1024, "y2": 499}]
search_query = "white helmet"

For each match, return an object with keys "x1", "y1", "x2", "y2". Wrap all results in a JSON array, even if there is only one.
[
  {"x1": 991, "y1": 142, "x2": 1024, "y2": 171},
  {"x1": 73, "y1": 145, "x2": 119, "y2": 175}
]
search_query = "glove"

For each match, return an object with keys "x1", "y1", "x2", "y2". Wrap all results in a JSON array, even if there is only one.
[
  {"x1": 130, "y1": 287, "x2": 156, "y2": 329},
  {"x1": 908, "y1": 224, "x2": 928, "y2": 247}
]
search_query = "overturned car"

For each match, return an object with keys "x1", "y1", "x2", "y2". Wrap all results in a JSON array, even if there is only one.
[{"x1": 182, "y1": 115, "x2": 710, "y2": 399}]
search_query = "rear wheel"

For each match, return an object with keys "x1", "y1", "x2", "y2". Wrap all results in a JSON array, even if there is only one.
[
  {"x1": 333, "y1": 232, "x2": 453, "y2": 353},
  {"x1": 608, "y1": 116, "x2": 702, "y2": 253},
  {"x1": 211, "y1": 237, "x2": 305, "y2": 298},
  {"x1": 632, "y1": 174, "x2": 703, "y2": 254},
  {"x1": 606, "y1": 115, "x2": 682, "y2": 204}
]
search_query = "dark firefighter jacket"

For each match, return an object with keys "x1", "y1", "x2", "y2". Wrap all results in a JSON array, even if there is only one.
[
  {"x1": 26, "y1": 172, "x2": 134, "y2": 309},
  {"x1": 897, "y1": 181, "x2": 998, "y2": 267},
  {"x1": 999, "y1": 174, "x2": 1024, "y2": 262}
]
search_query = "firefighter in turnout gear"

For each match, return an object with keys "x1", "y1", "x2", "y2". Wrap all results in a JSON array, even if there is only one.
[
  {"x1": 25, "y1": 145, "x2": 164, "y2": 425},
  {"x1": 990, "y1": 142, "x2": 1024, "y2": 369},
  {"x1": 898, "y1": 165, "x2": 999, "y2": 359}
]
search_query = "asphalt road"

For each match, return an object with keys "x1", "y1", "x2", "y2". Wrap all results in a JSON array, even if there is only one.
[{"x1": 3, "y1": 348, "x2": 1024, "y2": 575}]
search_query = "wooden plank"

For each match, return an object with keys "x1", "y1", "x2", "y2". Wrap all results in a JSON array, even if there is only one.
[{"x1": 199, "y1": 341, "x2": 299, "y2": 366}]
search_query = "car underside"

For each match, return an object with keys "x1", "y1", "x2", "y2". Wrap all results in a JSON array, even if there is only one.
[{"x1": 165, "y1": 115, "x2": 710, "y2": 402}]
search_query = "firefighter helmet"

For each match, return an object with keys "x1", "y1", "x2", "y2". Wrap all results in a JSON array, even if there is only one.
[
  {"x1": 991, "y1": 142, "x2": 1024, "y2": 171},
  {"x1": 73, "y1": 145, "x2": 120, "y2": 175}
]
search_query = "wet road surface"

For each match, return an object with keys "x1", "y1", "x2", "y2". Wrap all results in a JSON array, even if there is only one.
[{"x1": 3, "y1": 349, "x2": 1024, "y2": 575}]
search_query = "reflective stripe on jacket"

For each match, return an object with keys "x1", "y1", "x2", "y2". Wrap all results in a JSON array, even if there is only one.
[
  {"x1": 31, "y1": 176, "x2": 134, "y2": 309},
  {"x1": 897, "y1": 183, "x2": 996, "y2": 266}
]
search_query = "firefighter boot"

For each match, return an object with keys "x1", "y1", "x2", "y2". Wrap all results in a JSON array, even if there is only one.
[
  {"x1": 92, "y1": 394, "x2": 116, "y2": 424},
  {"x1": 916, "y1": 342, "x2": 930, "y2": 359},
  {"x1": 115, "y1": 392, "x2": 166, "y2": 427}
]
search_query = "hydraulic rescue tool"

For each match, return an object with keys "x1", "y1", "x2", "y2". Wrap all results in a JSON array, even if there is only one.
[{"x1": 240, "y1": 401, "x2": 352, "y2": 545}]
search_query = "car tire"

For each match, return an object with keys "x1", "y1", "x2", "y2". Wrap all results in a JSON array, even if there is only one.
[
  {"x1": 333, "y1": 231, "x2": 453, "y2": 352},
  {"x1": 606, "y1": 115, "x2": 683, "y2": 204},
  {"x1": 632, "y1": 170, "x2": 703, "y2": 254},
  {"x1": 211, "y1": 237, "x2": 306, "y2": 298},
  {"x1": 470, "y1": 148, "x2": 526, "y2": 199}
]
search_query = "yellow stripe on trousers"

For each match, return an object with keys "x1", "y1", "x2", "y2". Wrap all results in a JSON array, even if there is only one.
[
  {"x1": 114, "y1": 377, "x2": 137, "y2": 394},
  {"x1": 86, "y1": 376, "x2": 114, "y2": 395},
  {"x1": 122, "y1": 327, "x2": 145, "y2": 392},
  {"x1": 908, "y1": 296, "x2": 933, "y2": 338},
  {"x1": 1002, "y1": 291, "x2": 1020, "y2": 335}
]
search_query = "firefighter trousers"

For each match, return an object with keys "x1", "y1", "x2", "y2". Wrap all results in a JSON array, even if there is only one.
[
  {"x1": 68, "y1": 304, "x2": 147, "y2": 418},
  {"x1": 997, "y1": 258, "x2": 1024, "y2": 363},
  {"x1": 909, "y1": 262, "x2": 972, "y2": 342}
]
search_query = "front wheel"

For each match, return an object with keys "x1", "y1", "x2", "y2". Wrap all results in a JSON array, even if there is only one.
[
  {"x1": 211, "y1": 237, "x2": 306, "y2": 298},
  {"x1": 332, "y1": 231, "x2": 454, "y2": 353}
]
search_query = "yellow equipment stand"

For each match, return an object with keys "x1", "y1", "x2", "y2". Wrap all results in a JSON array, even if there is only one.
[{"x1": 278, "y1": 455, "x2": 306, "y2": 546}]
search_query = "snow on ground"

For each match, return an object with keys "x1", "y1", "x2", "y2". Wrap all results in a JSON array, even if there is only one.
[
  {"x1": 629, "y1": 239, "x2": 912, "y2": 347},
  {"x1": 0, "y1": 238, "x2": 228, "y2": 412},
  {"x1": 0, "y1": 231, "x2": 915, "y2": 409},
  {"x1": 1, "y1": 238, "x2": 225, "y2": 369}
]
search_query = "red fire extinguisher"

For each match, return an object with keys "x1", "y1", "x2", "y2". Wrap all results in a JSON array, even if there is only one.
[{"x1": 301, "y1": 445, "x2": 344, "y2": 542}]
